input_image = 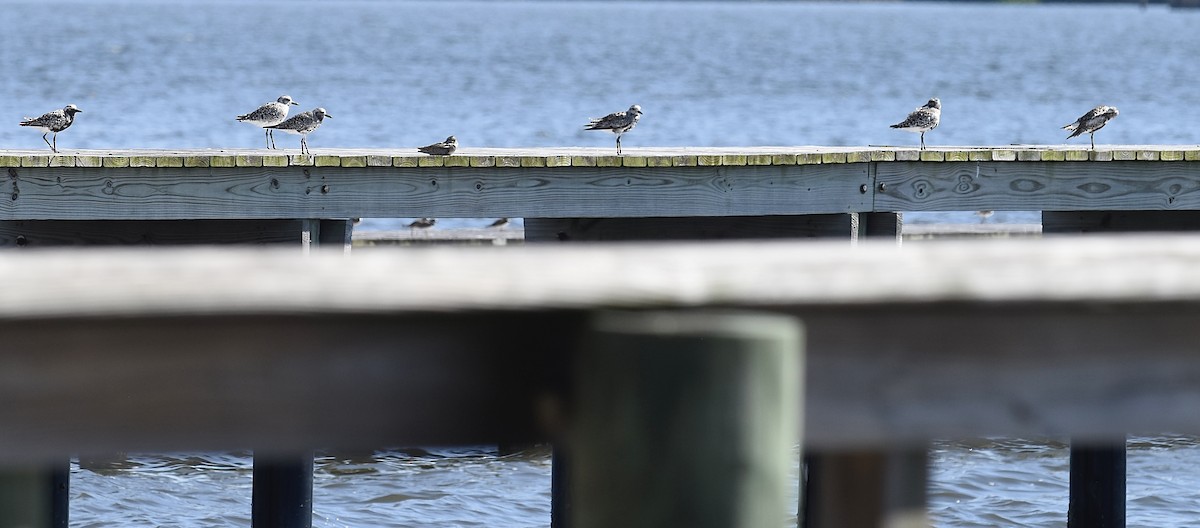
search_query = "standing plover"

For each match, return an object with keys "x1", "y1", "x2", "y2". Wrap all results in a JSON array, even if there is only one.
[
  {"x1": 237, "y1": 95, "x2": 298, "y2": 149},
  {"x1": 417, "y1": 136, "x2": 457, "y2": 156},
  {"x1": 1063, "y1": 105, "x2": 1119, "y2": 150},
  {"x1": 19, "y1": 104, "x2": 82, "y2": 153},
  {"x1": 407, "y1": 218, "x2": 436, "y2": 229},
  {"x1": 890, "y1": 98, "x2": 940, "y2": 151},
  {"x1": 585, "y1": 104, "x2": 642, "y2": 155},
  {"x1": 266, "y1": 107, "x2": 331, "y2": 155}
]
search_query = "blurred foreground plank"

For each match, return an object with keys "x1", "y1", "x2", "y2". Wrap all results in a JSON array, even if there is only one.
[{"x1": 1, "y1": 236, "x2": 1200, "y2": 458}]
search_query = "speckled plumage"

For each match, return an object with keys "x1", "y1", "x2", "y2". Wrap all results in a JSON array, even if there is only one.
[
  {"x1": 890, "y1": 98, "x2": 940, "y2": 150},
  {"x1": 237, "y1": 95, "x2": 298, "y2": 149},
  {"x1": 585, "y1": 104, "x2": 642, "y2": 155},
  {"x1": 417, "y1": 136, "x2": 458, "y2": 156},
  {"x1": 266, "y1": 107, "x2": 331, "y2": 155},
  {"x1": 19, "y1": 104, "x2": 82, "y2": 153},
  {"x1": 1063, "y1": 105, "x2": 1119, "y2": 150}
]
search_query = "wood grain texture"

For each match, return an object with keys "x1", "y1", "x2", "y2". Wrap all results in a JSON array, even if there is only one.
[
  {"x1": 0, "y1": 164, "x2": 871, "y2": 220},
  {"x1": 0, "y1": 220, "x2": 305, "y2": 247},
  {"x1": 875, "y1": 161, "x2": 1200, "y2": 211}
]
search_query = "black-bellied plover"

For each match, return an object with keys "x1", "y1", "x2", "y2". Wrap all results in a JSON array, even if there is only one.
[
  {"x1": 266, "y1": 107, "x2": 331, "y2": 155},
  {"x1": 407, "y1": 218, "x2": 436, "y2": 229},
  {"x1": 237, "y1": 95, "x2": 298, "y2": 149},
  {"x1": 585, "y1": 104, "x2": 642, "y2": 155},
  {"x1": 1063, "y1": 105, "x2": 1119, "y2": 150},
  {"x1": 890, "y1": 98, "x2": 940, "y2": 150},
  {"x1": 417, "y1": 136, "x2": 457, "y2": 156},
  {"x1": 19, "y1": 104, "x2": 81, "y2": 153}
]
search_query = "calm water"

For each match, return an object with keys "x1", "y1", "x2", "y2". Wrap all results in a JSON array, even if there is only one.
[{"x1": 5, "y1": 0, "x2": 1200, "y2": 525}]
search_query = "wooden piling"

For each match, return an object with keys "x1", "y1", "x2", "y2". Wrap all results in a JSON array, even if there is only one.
[
  {"x1": 569, "y1": 311, "x2": 800, "y2": 528},
  {"x1": 253, "y1": 455, "x2": 314, "y2": 528},
  {"x1": 0, "y1": 462, "x2": 68, "y2": 528}
]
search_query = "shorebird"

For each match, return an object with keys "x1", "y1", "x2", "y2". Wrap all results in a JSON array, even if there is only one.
[
  {"x1": 585, "y1": 104, "x2": 642, "y2": 155},
  {"x1": 890, "y1": 98, "x2": 940, "y2": 150},
  {"x1": 19, "y1": 104, "x2": 82, "y2": 153},
  {"x1": 417, "y1": 135, "x2": 457, "y2": 156},
  {"x1": 1063, "y1": 105, "x2": 1119, "y2": 150},
  {"x1": 488, "y1": 218, "x2": 509, "y2": 228},
  {"x1": 407, "y1": 218, "x2": 436, "y2": 229},
  {"x1": 266, "y1": 107, "x2": 331, "y2": 155},
  {"x1": 236, "y1": 95, "x2": 298, "y2": 149}
]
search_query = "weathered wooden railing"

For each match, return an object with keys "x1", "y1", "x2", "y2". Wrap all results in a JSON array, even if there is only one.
[
  {"x1": 2, "y1": 238, "x2": 1200, "y2": 527},
  {"x1": 0, "y1": 146, "x2": 1197, "y2": 225}
]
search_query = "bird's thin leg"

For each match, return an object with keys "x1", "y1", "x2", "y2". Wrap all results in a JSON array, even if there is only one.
[
  {"x1": 270, "y1": 130, "x2": 276, "y2": 150},
  {"x1": 920, "y1": 132, "x2": 926, "y2": 151},
  {"x1": 41, "y1": 133, "x2": 53, "y2": 152},
  {"x1": 616, "y1": 135, "x2": 622, "y2": 156},
  {"x1": 301, "y1": 136, "x2": 308, "y2": 155},
  {"x1": 52, "y1": 133, "x2": 58, "y2": 153},
  {"x1": 264, "y1": 130, "x2": 271, "y2": 150},
  {"x1": 1090, "y1": 133, "x2": 1095, "y2": 151}
]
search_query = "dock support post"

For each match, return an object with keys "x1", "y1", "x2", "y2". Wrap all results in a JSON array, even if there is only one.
[
  {"x1": 1039, "y1": 210, "x2": 1190, "y2": 528},
  {"x1": 253, "y1": 455, "x2": 314, "y2": 528},
  {"x1": 251, "y1": 218, "x2": 353, "y2": 528},
  {"x1": 1068, "y1": 441, "x2": 1125, "y2": 528},
  {"x1": 0, "y1": 462, "x2": 68, "y2": 528},
  {"x1": 527, "y1": 213, "x2": 908, "y2": 528},
  {"x1": 570, "y1": 311, "x2": 800, "y2": 528}
]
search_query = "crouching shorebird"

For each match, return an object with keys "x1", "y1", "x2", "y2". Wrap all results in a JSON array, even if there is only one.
[
  {"x1": 890, "y1": 98, "x2": 940, "y2": 150},
  {"x1": 19, "y1": 104, "x2": 82, "y2": 153},
  {"x1": 1063, "y1": 105, "x2": 1119, "y2": 150},
  {"x1": 237, "y1": 95, "x2": 299, "y2": 149},
  {"x1": 266, "y1": 107, "x2": 331, "y2": 155},
  {"x1": 585, "y1": 104, "x2": 641, "y2": 155},
  {"x1": 417, "y1": 135, "x2": 457, "y2": 156}
]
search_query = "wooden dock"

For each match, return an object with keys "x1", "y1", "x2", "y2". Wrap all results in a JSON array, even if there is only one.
[
  {"x1": 3, "y1": 144, "x2": 1198, "y2": 528},
  {"x1": 0, "y1": 145, "x2": 1197, "y2": 221}
]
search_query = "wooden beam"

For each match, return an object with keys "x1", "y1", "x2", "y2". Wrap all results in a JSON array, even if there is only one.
[
  {"x1": 875, "y1": 161, "x2": 1200, "y2": 212},
  {"x1": 1, "y1": 240, "x2": 1200, "y2": 454},
  {"x1": 0, "y1": 220, "x2": 304, "y2": 247},
  {"x1": 0, "y1": 164, "x2": 871, "y2": 220},
  {"x1": 525, "y1": 215, "x2": 857, "y2": 241}
]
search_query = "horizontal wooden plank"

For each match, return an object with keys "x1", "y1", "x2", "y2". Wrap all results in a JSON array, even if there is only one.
[
  {"x1": 0, "y1": 312, "x2": 578, "y2": 459},
  {"x1": 3, "y1": 235, "x2": 1200, "y2": 316},
  {"x1": 0, "y1": 164, "x2": 872, "y2": 220},
  {"x1": 875, "y1": 161, "x2": 1200, "y2": 211},
  {"x1": 3, "y1": 238, "x2": 1200, "y2": 455},
  {"x1": 0, "y1": 220, "x2": 305, "y2": 247}
]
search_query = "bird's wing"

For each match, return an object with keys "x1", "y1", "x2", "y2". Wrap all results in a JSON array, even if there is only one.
[
  {"x1": 893, "y1": 107, "x2": 936, "y2": 129},
  {"x1": 585, "y1": 110, "x2": 628, "y2": 130}
]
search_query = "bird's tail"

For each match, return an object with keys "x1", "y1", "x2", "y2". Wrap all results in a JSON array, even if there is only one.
[
  {"x1": 889, "y1": 123, "x2": 903, "y2": 129},
  {"x1": 235, "y1": 114, "x2": 249, "y2": 121},
  {"x1": 1064, "y1": 127, "x2": 1085, "y2": 140},
  {"x1": 1062, "y1": 122, "x2": 1079, "y2": 131}
]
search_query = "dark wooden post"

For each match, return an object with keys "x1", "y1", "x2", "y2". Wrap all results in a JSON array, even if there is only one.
[
  {"x1": 570, "y1": 310, "x2": 800, "y2": 528},
  {"x1": 253, "y1": 455, "x2": 314, "y2": 528},
  {"x1": 1038, "y1": 210, "x2": 1199, "y2": 528},
  {"x1": 0, "y1": 462, "x2": 68, "y2": 528},
  {"x1": 252, "y1": 218, "x2": 353, "y2": 528}
]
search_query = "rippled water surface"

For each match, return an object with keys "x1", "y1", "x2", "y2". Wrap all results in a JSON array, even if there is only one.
[{"x1": 7, "y1": 0, "x2": 1200, "y2": 525}]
